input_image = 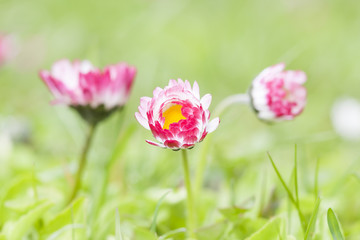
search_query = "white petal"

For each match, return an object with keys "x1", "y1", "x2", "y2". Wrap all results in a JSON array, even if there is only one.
[
  {"x1": 200, "y1": 94, "x2": 212, "y2": 110},
  {"x1": 184, "y1": 80, "x2": 192, "y2": 91},
  {"x1": 192, "y1": 81, "x2": 200, "y2": 99},
  {"x1": 168, "y1": 79, "x2": 178, "y2": 87},
  {"x1": 153, "y1": 87, "x2": 163, "y2": 97},
  {"x1": 207, "y1": 117, "x2": 220, "y2": 133},
  {"x1": 145, "y1": 140, "x2": 165, "y2": 148},
  {"x1": 135, "y1": 112, "x2": 150, "y2": 130}
]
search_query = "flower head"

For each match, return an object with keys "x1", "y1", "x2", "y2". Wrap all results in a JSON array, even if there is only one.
[
  {"x1": 40, "y1": 59, "x2": 136, "y2": 124},
  {"x1": 249, "y1": 63, "x2": 307, "y2": 122},
  {"x1": 135, "y1": 79, "x2": 220, "y2": 150}
]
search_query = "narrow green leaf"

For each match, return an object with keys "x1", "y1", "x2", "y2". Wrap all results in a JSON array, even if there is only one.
[
  {"x1": 219, "y1": 206, "x2": 248, "y2": 221},
  {"x1": 245, "y1": 217, "x2": 283, "y2": 240},
  {"x1": 294, "y1": 144, "x2": 299, "y2": 205},
  {"x1": 158, "y1": 228, "x2": 186, "y2": 240},
  {"x1": 327, "y1": 208, "x2": 345, "y2": 240},
  {"x1": 47, "y1": 224, "x2": 86, "y2": 240},
  {"x1": 107, "y1": 123, "x2": 137, "y2": 169},
  {"x1": 31, "y1": 162, "x2": 39, "y2": 201},
  {"x1": 115, "y1": 208, "x2": 123, "y2": 240},
  {"x1": 267, "y1": 152, "x2": 306, "y2": 232},
  {"x1": 134, "y1": 227, "x2": 158, "y2": 240},
  {"x1": 40, "y1": 197, "x2": 86, "y2": 237},
  {"x1": 267, "y1": 152, "x2": 296, "y2": 205},
  {"x1": 71, "y1": 205, "x2": 75, "y2": 240},
  {"x1": 4, "y1": 200, "x2": 53, "y2": 240},
  {"x1": 0, "y1": 176, "x2": 34, "y2": 222},
  {"x1": 150, "y1": 190, "x2": 171, "y2": 233},
  {"x1": 91, "y1": 124, "x2": 137, "y2": 221},
  {"x1": 314, "y1": 158, "x2": 320, "y2": 199},
  {"x1": 304, "y1": 197, "x2": 321, "y2": 240}
]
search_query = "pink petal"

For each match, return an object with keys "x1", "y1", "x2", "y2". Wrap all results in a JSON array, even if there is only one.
[
  {"x1": 164, "y1": 140, "x2": 181, "y2": 149},
  {"x1": 181, "y1": 143, "x2": 195, "y2": 149},
  {"x1": 146, "y1": 140, "x2": 165, "y2": 148}
]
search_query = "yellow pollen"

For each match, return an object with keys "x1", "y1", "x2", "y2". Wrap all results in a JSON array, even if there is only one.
[{"x1": 162, "y1": 104, "x2": 186, "y2": 129}]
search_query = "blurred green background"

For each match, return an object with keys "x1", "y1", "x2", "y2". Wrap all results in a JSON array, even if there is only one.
[{"x1": 0, "y1": 0, "x2": 359, "y2": 239}]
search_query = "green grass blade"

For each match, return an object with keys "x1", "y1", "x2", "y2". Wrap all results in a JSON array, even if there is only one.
[
  {"x1": 150, "y1": 190, "x2": 172, "y2": 233},
  {"x1": 314, "y1": 158, "x2": 320, "y2": 199},
  {"x1": 47, "y1": 224, "x2": 86, "y2": 240},
  {"x1": 5, "y1": 200, "x2": 53, "y2": 240},
  {"x1": 245, "y1": 217, "x2": 283, "y2": 240},
  {"x1": 267, "y1": 152, "x2": 306, "y2": 232},
  {"x1": 327, "y1": 208, "x2": 345, "y2": 240},
  {"x1": 158, "y1": 228, "x2": 186, "y2": 240},
  {"x1": 294, "y1": 144, "x2": 299, "y2": 204},
  {"x1": 115, "y1": 208, "x2": 123, "y2": 240},
  {"x1": 304, "y1": 197, "x2": 321, "y2": 240},
  {"x1": 71, "y1": 205, "x2": 75, "y2": 240},
  {"x1": 267, "y1": 152, "x2": 296, "y2": 205}
]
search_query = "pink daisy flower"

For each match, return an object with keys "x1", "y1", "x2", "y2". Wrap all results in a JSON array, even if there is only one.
[
  {"x1": 135, "y1": 79, "x2": 220, "y2": 150},
  {"x1": 249, "y1": 63, "x2": 307, "y2": 121},
  {"x1": 40, "y1": 59, "x2": 136, "y2": 124}
]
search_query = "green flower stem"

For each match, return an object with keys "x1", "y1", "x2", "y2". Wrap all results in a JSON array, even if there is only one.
[
  {"x1": 181, "y1": 150, "x2": 196, "y2": 239},
  {"x1": 67, "y1": 123, "x2": 97, "y2": 204},
  {"x1": 213, "y1": 93, "x2": 250, "y2": 117}
]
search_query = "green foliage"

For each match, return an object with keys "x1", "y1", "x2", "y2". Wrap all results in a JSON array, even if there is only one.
[
  {"x1": 0, "y1": 0, "x2": 359, "y2": 239},
  {"x1": 40, "y1": 197, "x2": 86, "y2": 239},
  {"x1": 327, "y1": 208, "x2": 345, "y2": 240},
  {"x1": 2, "y1": 200, "x2": 53, "y2": 240},
  {"x1": 219, "y1": 206, "x2": 248, "y2": 222},
  {"x1": 115, "y1": 208, "x2": 124, "y2": 240},
  {"x1": 267, "y1": 151, "x2": 306, "y2": 232},
  {"x1": 245, "y1": 217, "x2": 283, "y2": 240},
  {"x1": 150, "y1": 190, "x2": 172, "y2": 233},
  {"x1": 133, "y1": 227, "x2": 158, "y2": 240},
  {"x1": 304, "y1": 197, "x2": 321, "y2": 240}
]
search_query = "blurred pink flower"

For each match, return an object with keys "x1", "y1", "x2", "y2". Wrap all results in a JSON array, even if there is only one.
[
  {"x1": 249, "y1": 63, "x2": 307, "y2": 121},
  {"x1": 135, "y1": 79, "x2": 220, "y2": 150},
  {"x1": 40, "y1": 59, "x2": 136, "y2": 124},
  {"x1": 0, "y1": 34, "x2": 17, "y2": 66}
]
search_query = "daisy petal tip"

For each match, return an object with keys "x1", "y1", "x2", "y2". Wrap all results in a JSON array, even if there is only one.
[
  {"x1": 145, "y1": 140, "x2": 165, "y2": 148},
  {"x1": 200, "y1": 94, "x2": 212, "y2": 110},
  {"x1": 207, "y1": 117, "x2": 220, "y2": 133},
  {"x1": 135, "y1": 112, "x2": 150, "y2": 130}
]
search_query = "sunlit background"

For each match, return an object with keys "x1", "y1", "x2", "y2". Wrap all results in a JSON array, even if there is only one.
[{"x1": 0, "y1": 0, "x2": 359, "y2": 239}]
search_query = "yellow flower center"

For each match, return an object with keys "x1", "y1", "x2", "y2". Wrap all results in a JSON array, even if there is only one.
[{"x1": 162, "y1": 104, "x2": 186, "y2": 129}]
